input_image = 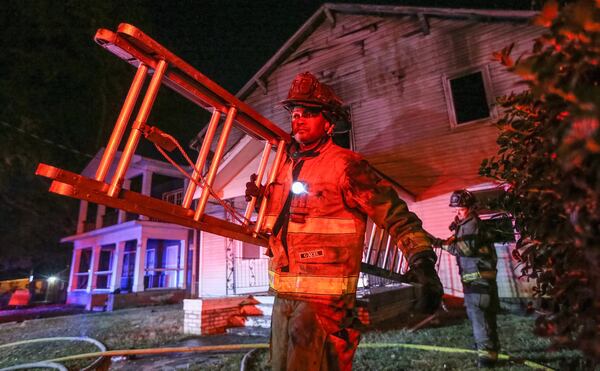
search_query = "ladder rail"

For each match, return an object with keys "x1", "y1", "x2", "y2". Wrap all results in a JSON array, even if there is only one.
[
  {"x1": 94, "y1": 24, "x2": 290, "y2": 144},
  {"x1": 35, "y1": 24, "x2": 289, "y2": 248},
  {"x1": 95, "y1": 63, "x2": 148, "y2": 182}
]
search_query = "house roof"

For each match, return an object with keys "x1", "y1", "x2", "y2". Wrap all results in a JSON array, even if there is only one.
[
  {"x1": 81, "y1": 148, "x2": 192, "y2": 180},
  {"x1": 236, "y1": 3, "x2": 537, "y2": 100}
]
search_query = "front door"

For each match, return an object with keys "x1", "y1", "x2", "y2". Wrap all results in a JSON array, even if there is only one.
[{"x1": 120, "y1": 240, "x2": 137, "y2": 291}]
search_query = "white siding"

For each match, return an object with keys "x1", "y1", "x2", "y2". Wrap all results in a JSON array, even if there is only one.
[{"x1": 199, "y1": 231, "x2": 228, "y2": 297}]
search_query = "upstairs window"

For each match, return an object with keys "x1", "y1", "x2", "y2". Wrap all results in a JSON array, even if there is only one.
[{"x1": 443, "y1": 66, "x2": 495, "y2": 127}]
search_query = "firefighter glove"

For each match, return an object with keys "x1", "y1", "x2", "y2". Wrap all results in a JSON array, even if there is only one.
[
  {"x1": 245, "y1": 173, "x2": 264, "y2": 202},
  {"x1": 405, "y1": 250, "x2": 443, "y2": 314},
  {"x1": 431, "y1": 238, "x2": 444, "y2": 249}
]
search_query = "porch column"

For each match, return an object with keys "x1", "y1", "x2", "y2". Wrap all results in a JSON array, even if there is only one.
[
  {"x1": 95, "y1": 205, "x2": 106, "y2": 229},
  {"x1": 117, "y1": 180, "x2": 131, "y2": 223},
  {"x1": 77, "y1": 201, "x2": 88, "y2": 234},
  {"x1": 68, "y1": 248, "x2": 81, "y2": 292},
  {"x1": 87, "y1": 245, "x2": 101, "y2": 292},
  {"x1": 132, "y1": 237, "x2": 148, "y2": 292},
  {"x1": 190, "y1": 230, "x2": 200, "y2": 297},
  {"x1": 179, "y1": 239, "x2": 186, "y2": 289},
  {"x1": 110, "y1": 241, "x2": 126, "y2": 292},
  {"x1": 139, "y1": 172, "x2": 153, "y2": 221}
]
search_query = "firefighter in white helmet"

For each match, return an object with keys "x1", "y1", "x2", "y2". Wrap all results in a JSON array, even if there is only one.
[{"x1": 246, "y1": 72, "x2": 443, "y2": 371}]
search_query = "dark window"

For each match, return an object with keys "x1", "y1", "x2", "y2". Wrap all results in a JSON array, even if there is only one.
[
  {"x1": 121, "y1": 240, "x2": 137, "y2": 291},
  {"x1": 98, "y1": 245, "x2": 114, "y2": 271},
  {"x1": 84, "y1": 204, "x2": 97, "y2": 231},
  {"x1": 125, "y1": 239, "x2": 137, "y2": 252},
  {"x1": 96, "y1": 275, "x2": 110, "y2": 289},
  {"x1": 102, "y1": 208, "x2": 119, "y2": 227},
  {"x1": 76, "y1": 275, "x2": 89, "y2": 290},
  {"x1": 78, "y1": 249, "x2": 92, "y2": 272},
  {"x1": 145, "y1": 239, "x2": 181, "y2": 289},
  {"x1": 449, "y1": 71, "x2": 490, "y2": 124},
  {"x1": 76, "y1": 248, "x2": 92, "y2": 289}
]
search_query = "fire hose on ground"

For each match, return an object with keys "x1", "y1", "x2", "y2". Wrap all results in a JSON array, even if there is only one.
[{"x1": 0, "y1": 337, "x2": 555, "y2": 370}]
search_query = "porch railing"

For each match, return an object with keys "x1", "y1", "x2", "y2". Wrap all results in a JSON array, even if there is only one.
[{"x1": 233, "y1": 257, "x2": 269, "y2": 292}]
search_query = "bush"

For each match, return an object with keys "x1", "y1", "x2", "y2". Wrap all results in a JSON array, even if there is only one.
[{"x1": 480, "y1": 0, "x2": 600, "y2": 360}]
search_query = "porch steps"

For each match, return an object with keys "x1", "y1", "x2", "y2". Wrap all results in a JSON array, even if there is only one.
[
  {"x1": 227, "y1": 295, "x2": 273, "y2": 336},
  {"x1": 226, "y1": 285, "x2": 426, "y2": 336}
]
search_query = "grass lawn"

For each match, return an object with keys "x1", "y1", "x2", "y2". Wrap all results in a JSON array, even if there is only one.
[{"x1": 0, "y1": 304, "x2": 592, "y2": 370}]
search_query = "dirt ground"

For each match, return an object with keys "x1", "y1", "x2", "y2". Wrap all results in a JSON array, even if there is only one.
[{"x1": 0, "y1": 304, "x2": 86, "y2": 323}]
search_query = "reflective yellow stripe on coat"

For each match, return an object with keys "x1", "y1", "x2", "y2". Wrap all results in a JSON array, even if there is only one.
[
  {"x1": 461, "y1": 271, "x2": 497, "y2": 283},
  {"x1": 263, "y1": 215, "x2": 356, "y2": 234},
  {"x1": 269, "y1": 271, "x2": 359, "y2": 296}
]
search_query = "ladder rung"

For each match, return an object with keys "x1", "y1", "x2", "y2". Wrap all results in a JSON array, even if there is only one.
[
  {"x1": 243, "y1": 141, "x2": 273, "y2": 225},
  {"x1": 95, "y1": 63, "x2": 148, "y2": 183},
  {"x1": 182, "y1": 109, "x2": 221, "y2": 209},
  {"x1": 108, "y1": 59, "x2": 168, "y2": 198},
  {"x1": 254, "y1": 140, "x2": 286, "y2": 234},
  {"x1": 194, "y1": 107, "x2": 237, "y2": 221}
]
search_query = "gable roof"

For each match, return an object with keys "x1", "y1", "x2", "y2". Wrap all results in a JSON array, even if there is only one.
[
  {"x1": 81, "y1": 148, "x2": 191, "y2": 180},
  {"x1": 236, "y1": 3, "x2": 537, "y2": 100}
]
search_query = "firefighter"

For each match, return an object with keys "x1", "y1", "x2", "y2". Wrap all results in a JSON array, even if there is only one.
[
  {"x1": 246, "y1": 71, "x2": 443, "y2": 371},
  {"x1": 434, "y1": 190, "x2": 500, "y2": 368}
]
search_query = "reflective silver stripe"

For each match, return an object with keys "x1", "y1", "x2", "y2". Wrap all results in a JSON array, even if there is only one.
[
  {"x1": 462, "y1": 271, "x2": 497, "y2": 282},
  {"x1": 263, "y1": 215, "x2": 356, "y2": 234},
  {"x1": 288, "y1": 217, "x2": 355, "y2": 234},
  {"x1": 269, "y1": 271, "x2": 358, "y2": 295}
]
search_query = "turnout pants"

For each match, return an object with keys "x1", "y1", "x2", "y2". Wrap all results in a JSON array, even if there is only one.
[
  {"x1": 270, "y1": 296, "x2": 360, "y2": 371},
  {"x1": 464, "y1": 282, "x2": 500, "y2": 361}
]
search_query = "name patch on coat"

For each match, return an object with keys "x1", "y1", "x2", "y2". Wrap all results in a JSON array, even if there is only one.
[{"x1": 299, "y1": 250, "x2": 324, "y2": 259}]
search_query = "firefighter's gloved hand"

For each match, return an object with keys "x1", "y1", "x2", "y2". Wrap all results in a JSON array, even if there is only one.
[
  {"x1": 245, "y1": 173, "x2": 264, "y2": 202},
  {"x1": 431, "y1": 238, "x2": 444, "y2": 249},
  {"x1": 405, "y1": 251, "x2": 443, "y2": 314}
]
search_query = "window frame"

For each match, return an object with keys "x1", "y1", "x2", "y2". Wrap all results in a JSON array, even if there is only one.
[
  {"x1": 442, "y1": 65, "x2": 497, "y2": 129},
  {"x1": 94, "y1": 244, "x2": 115, "y2": 290},
  {"x1": 75, "y1": 248, "x2": 92, "y2": 290}
]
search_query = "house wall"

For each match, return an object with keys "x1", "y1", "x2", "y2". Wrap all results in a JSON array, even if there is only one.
[
  {"x1": 231, "y1": 13, "x2": 541, "y2": 299},
  {"x1": 198, "y1": 231, "x2": 228, "y2": 297},
  {"x1": 242, "y1": 13, "x2": 541, "y2": 199}
]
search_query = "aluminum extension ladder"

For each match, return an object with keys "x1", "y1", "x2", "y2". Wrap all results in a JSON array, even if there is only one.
[{"x1": 35, "y1": 23, "x2": 289, "y2": 247}]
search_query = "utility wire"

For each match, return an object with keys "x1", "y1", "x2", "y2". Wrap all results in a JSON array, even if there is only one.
[{"x1": 1, "y1": 120, "x2": 94, "y2": 159}]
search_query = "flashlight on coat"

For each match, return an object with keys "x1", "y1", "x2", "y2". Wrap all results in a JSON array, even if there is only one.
[{"x1": 292, "y1": 181, "x2": 308, "y2": 195}]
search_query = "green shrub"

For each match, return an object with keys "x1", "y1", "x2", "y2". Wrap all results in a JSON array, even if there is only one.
[{"x1": 481, "y1": 0, "x2": 599, "y2": 360}]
